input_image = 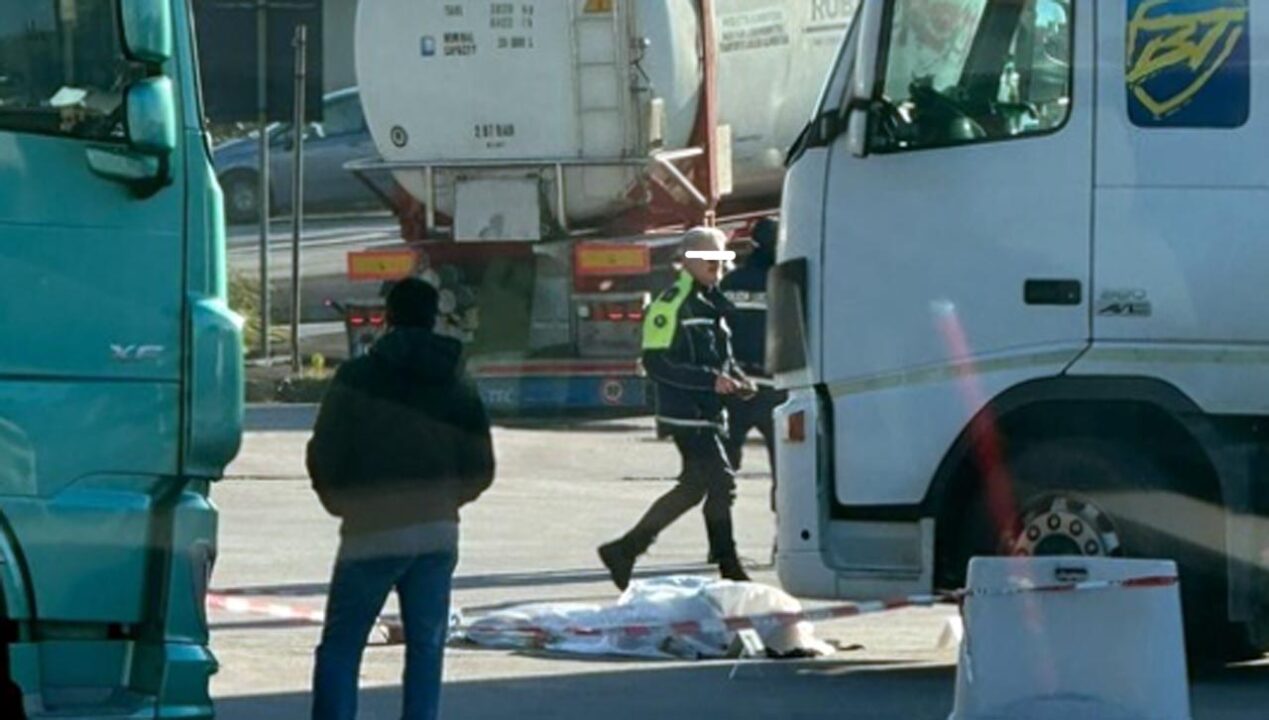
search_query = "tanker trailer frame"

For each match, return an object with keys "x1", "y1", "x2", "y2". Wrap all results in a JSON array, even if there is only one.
[{"x1": 341, "y1": 0, "x2": 783, "y2": 416}]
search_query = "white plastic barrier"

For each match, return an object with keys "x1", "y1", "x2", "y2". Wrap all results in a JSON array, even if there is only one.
[{"x1": 950, "y1": 557, "x2": 1191, "y2": 720}]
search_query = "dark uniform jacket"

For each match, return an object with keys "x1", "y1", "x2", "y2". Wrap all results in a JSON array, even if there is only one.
[
  {"x1": 641, "y1": 271, "x2": 745, "y2": 434},
  {"x1": 720, "y1": 250, "x2": 774, "y2": 379}
]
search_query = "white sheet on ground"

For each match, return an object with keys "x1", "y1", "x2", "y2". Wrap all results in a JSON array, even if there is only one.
[{"x1": 460, "y1": 576, "x2": 836, "y2": 660}]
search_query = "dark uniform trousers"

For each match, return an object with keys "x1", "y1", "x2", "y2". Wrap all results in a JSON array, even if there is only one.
[{"x1": 623, "y1": 429, "x2": 739, "y2": 562}]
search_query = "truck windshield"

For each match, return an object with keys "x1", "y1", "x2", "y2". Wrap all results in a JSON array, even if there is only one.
[
  {"x1": 0, "y1": 0, "x2": 143, "y2": 141},
  {"x1": 872, "y1": 0, "x2": 1072, "y2": 151}
]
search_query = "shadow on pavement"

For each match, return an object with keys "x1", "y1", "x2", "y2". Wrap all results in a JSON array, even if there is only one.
[
  {"x1": 246, "y1": 404, "x2": 319, "y2": 432},
  {"x1": 211, "y1": 618, "x2": 324, "y2": 633},
  {"x1": 245, "y1": 404, "x2": 658, "y2": 434},
  {"x1": 492, "y1": 418, "x2": 651, "y2": 433},
  {"x1": 211, "y1": 563, "x2": 743, "y2": 601},
  {"x1": 214, "y1": 660, "x2": 957, "y2": 720},
  {"x1": 621, "y1": 471, "x2": 771, "y2": 483},
  {"x1": 212, "y1": 582, "x2": 329, "y2": 599},
  {"x1": 450, "y1": 564, "x2": 723, "y2": 591},
  {"x1": 213, "y1": 659, "x2": 1269, "y2": 720},
  {"x1": 1191, "y1": 662, "x2": 1269, "y2": 716}
]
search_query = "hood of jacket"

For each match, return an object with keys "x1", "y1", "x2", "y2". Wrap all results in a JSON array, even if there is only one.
[{"x1": 371, "y1": 328, "x2": 464, "y2": 385}]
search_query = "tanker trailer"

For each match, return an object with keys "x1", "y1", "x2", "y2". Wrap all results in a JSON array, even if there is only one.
[{"x1": 343, "y1": 0, "x2": 856, "y2": 414}]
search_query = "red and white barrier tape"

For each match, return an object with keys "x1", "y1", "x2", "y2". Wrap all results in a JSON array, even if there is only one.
[
  {"x1": 958, "y1": 574, "x2": 1178, "y2": 598},
  {"x1": 462, "y1": 575, "x2": 1178, "y2": 642},
  {"x1": 206, "y1": 574, "x2": 1179, "y2": 643},
  {"x1": 206, "y1": 593, "x2": 401, "y2": 643},
  {"x1": 206, "y1": 593, "x2": 327, "y2": 624}
]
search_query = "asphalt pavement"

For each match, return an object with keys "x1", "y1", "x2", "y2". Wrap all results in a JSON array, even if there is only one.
[{"x1": 210, "y1": 405, "x2": 1269, "y2": 719}]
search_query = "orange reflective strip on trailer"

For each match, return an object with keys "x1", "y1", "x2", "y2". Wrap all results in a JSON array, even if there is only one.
[
  {"x1": 347, "y1": 250, "x2": 418, "y2": 281},
  {"x1": 574, "y1": 244, "x2": 652, "y2": 277}
]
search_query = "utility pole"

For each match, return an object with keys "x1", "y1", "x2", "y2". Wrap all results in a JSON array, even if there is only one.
[
  {"x1": 290, "y1": 24, "x2": 308, "y2": 373},
  {"x1": 256, "y1": 0, "x2": 272, "y2": 358}
]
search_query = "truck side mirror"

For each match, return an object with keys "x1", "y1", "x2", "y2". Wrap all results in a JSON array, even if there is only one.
[
  {"x1": 850, "y1": 1, "x2": 885, "y2": 106},
  {"x1": 846, "y1": 107, "x2": 870, "y2": 158},
  {"x1": 120, "y1": 0, "x2": 173, "y2": 64},
  {"x1": 126, "y1": 77, "x2": 178, "y2": 156},
  {"x1": 87, "y1": 77, "x2": 177, "y2": 189},
  {"x1": 845, "y1": 0, "x2": 888, "y2": 158}
]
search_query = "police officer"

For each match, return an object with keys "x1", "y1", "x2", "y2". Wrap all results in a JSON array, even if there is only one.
[
  {"x1": 598, "y1": 227, "x2": 755, "y2": 590},
  {"x1": 719, "y1": 218, "x2": 787, "y2": 512}
]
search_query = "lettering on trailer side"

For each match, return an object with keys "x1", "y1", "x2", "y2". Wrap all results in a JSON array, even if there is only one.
[
  {"x1": 807, "y1": 0, "x2": 858, "y2": 47},
  {"x1": 494, "y1": 3, "x2": 536, "y2": 50},
  {"x1": 720, "y1": 8, "x2": 791, "y2": 53},
  {"x1": 474, "y1": 122, "x2": 517, "y2": 149},
  {"x1": 811, "y1": 0, "x2": 859, "y2": 23},
  {"x1": 443, "y1": 32, "x2": 478, "y2": 57}
]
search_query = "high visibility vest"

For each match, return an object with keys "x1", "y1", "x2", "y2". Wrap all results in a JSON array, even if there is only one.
[{"x1": 641, "y1": 271, "x2": 695, "y2": 351}]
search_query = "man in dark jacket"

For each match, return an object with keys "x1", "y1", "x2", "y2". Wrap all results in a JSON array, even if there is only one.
[
  {"x1": 598, "y1": 227, "x2": 755, "y2": 590},
  {"x1": 307, "y1": 278, "x2": 494, "y2": 720},
  {"x1": 719, "y1": 218, "x2": 787, "y2": 512}
]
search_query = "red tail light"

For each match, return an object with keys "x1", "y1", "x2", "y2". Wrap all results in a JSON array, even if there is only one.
[
  {"x1": 787, "y1": 411, "x2": 807, "y2": 444},
  {"x1": 369, "y1": 314, "x2": 386, "y2": 327},
  {"x1": 585, "y1": 301, "x2": 646, "y2": 322},
  {"x1": 350, "y1": 315, "x2": 367, "y2": 327}
]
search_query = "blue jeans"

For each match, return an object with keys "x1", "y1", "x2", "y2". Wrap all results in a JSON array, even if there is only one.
[{"x1": 312, "y1": 528, "x2": 458, "y2": 720}]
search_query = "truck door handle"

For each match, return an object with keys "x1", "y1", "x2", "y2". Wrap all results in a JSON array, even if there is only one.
[
  {"x1": 1024, "y1": 279, "x2": 1082, "y2": 306},
  {"x1": 1055, "y1": 564, "x2": 1090, "y2": 583}
]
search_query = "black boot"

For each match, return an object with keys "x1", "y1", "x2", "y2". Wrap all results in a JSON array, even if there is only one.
[
  {"x1": 718, "y1": 556, "x2": 751, "y2": 583},
  {"x1": 598, "y1": 539, "x2": 637, "y2": 591}
]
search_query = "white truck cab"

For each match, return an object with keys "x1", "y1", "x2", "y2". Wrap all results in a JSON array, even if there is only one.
[{"x1": 772, "y1": 0, "x2": 1269, "y2": 658}]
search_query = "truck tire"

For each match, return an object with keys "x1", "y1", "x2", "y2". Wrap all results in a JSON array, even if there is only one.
[{"x1": 957, "y1": 437, "x2": 1239, "y2": 662}]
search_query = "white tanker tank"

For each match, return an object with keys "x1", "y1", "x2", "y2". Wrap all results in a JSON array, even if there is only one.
[{"x1": 355, "y1": 0, "x2": 856, "y2": 238}]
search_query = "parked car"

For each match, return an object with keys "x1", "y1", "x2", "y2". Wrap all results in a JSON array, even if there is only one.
[{"x1": 212, "y1": 87, "x2": 386, "y2": 224}]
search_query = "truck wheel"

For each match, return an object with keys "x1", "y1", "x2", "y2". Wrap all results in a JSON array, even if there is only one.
[
  {"x1": 222, "y1": 171, "x2": 263, "y2": 225},
  {"x1": 960, "y1": 438, "x2": 1238, "y2": 662}
]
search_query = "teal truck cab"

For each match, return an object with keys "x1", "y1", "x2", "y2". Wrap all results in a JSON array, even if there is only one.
[{"x1": 0, "y1": 0, "x2": 242, "y2": 716}]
